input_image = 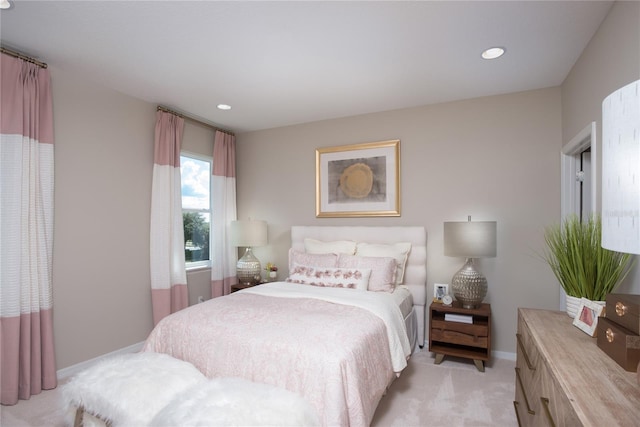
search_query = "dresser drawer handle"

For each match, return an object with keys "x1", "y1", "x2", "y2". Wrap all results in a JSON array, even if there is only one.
[
  {"x1": 516, "y1": 333, "x2": 535, "y2": 371},
  {"x1": 606, "y1": 327, "x2": 614, "y2": 343},
  {"x1": 515, "y1": 368, "x2": 535, "y2": 415},
  {"x1": 615, "y1": 302, "x2": 627, "y2": 317},
  {"x1": 513, "y1": 401, "x2": 523, "y2": 427},
  {"x1": 541, "y1": 397, "x2": 556, "y2": 427}
]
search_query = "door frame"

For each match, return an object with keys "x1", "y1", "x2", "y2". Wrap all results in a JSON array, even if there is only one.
[
  {"x1": 561, "y1": 121, "x2": 597, "y2": 220},
  {"x1": 559, "y1": 121, "x2": 597, "y2": 311}
]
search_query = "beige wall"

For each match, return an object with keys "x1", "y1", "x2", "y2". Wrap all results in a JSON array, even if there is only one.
[
  {"x1": 236, "y1": 87, "x2": 563, "y2": 354},
  {"x1": 51, "y1": 70, "x2": 216, "y2": 369},
  {"x1": 561, "y1": 0, "x2": 640, "y2": 294},
  {"x1": 51, "y1": 68, "x2": 156, "y2": 369}
]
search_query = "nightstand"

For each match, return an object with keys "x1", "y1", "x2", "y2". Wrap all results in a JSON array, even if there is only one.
[
  {"x1": 429, "y1": 301, "x2": 491, "y2": 372},
  {"x1": 230, "y1": 282, "x2": 267, "y2": 293},
  {"x1": 230, "y1": 283, "x2": 255, "y2": 293}
]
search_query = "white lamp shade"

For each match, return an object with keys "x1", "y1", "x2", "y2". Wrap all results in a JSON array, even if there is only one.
[
  {"x1": 602, "y1": 79, "x2": 640, "y2": 255},
  {"x1": 231, "y1": 220, "x2": 268, "y2": 247},
  {"x1": 444, "y1": 220, "x2": 497, "y2": 258}
]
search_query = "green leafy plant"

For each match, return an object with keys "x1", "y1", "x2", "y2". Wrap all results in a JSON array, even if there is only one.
[{"x1": 543, "y1": 215, "x2": 635, "y2": 301}]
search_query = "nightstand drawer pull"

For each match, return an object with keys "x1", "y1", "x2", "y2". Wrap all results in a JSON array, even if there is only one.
[
  {"x1": 515, "y1": 368, "x2": 535, "y2": 415},
  {"x1": 516, "y1": 333, "x2": 535, "y2": 371},
  {"x1": 541, "y1": 397, "x2": 556, "y2": 427}
]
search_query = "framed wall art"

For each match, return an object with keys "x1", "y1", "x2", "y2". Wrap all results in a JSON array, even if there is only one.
[
  {"x1": 316, "y1": 139, "x2": 400, "y2": 217},
  {"x1": 573, "y1": 298, "x2": 604, "y2": 337}
]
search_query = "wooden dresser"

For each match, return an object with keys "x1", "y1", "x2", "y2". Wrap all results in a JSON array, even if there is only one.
[{"x1": 515, "y1": 308, "x2": 640, "y2": 426}]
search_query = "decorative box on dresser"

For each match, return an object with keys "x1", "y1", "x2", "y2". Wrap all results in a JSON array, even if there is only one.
[{"x1": 514, "y1": 308, "x2": 640, "y2": 426}]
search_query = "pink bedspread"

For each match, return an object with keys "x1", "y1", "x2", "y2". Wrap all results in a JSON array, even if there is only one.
[{"x1": 143, "y1": 290, "x2": 397, "y2": 426}]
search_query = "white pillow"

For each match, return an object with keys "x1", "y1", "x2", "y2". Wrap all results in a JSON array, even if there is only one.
[
  {"x1": 288, "y1": 249, "x2": 338, "y2": 272},
  {"x1": 355, "y1": 242, "x2": 411, "y2": 286},
  {"x1": 286, "y1": 265, "x2": 371, "y2": 290},
  {"x1": 337, "y1": 254, "x2": 397, "y2": 293},
  {"x1": 303, "y1": 238, "x2": 357, "y2": 255}
]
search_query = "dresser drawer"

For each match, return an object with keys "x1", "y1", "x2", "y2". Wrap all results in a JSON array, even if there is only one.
[
  {"x1": 539, "y1": 363, "x2": 581, "y2": 427},
  {"x1": 517, "y1": 312, "x2": 541, "y2": 373},
  {"x1": 513, "y1": 376, "x2": 533, "y2": 427},
  {"x1": 514, "y1": 367, "x2": 536, "y2": 425}
]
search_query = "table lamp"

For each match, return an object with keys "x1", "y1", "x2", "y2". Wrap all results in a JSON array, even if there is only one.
[
  {"x1": 444, "y1": 216, "x2": 497, "y2": 309},
  {"x1": 231, "y1": 219, "x2": 268, "y2": 285},
  {"x1": 602, "y1": 79, "x2": 640, "y2": 255}
]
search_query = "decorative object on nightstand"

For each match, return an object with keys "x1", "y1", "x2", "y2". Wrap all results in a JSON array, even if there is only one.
[
  {"x1": 444, "y1": 216, "x2": 497, "y2": 309},
  {"x1": 432, "y1": 283, "x2": 449, "y2": 303},
  {"x1": 442, "y1": 294, "x2": 453, "y2": 306},
  {"x1": 264, "y1": 263, "x2": 278, "y2": 282},
  {"x1": 231, "y1": 219, "x2": 268, "y2": 286}
]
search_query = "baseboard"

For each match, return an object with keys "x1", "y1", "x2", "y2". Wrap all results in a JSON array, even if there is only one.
[
  {"x1": 493, "y1": 350, "x2": 516, "y2": 361},
  {"x1": 57, "y1": 341, "x2": 145, "y2": 380}
]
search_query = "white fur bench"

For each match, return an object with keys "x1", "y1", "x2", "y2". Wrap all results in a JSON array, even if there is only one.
[
  {"x1": 62, "y1": 352, "x2": 207, "y2": 426},
  {"x1": 62, "y1": 352, "x2": 319, "y2": 426}
]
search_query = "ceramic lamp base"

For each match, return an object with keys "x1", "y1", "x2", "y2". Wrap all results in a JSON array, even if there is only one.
[
  {"x1": 237, "y1": 247, "x2": 261, "y2": 286},
  {"x1": 451, "y1": 258, "x2": 487, "y2": 309}
]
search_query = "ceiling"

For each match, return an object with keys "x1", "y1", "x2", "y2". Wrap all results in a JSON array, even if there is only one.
[{"x1": 0, "y1": 1, "x2": 613, "y2": 133}]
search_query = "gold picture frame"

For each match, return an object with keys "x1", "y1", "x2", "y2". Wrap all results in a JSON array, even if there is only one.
[{"x1": 316, "y1": 140, "x2": 400, "y2": 217}]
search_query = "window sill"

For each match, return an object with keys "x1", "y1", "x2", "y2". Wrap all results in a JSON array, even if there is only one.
[{"x1": 186, "y1": 263, "x2": 211, "y2": 273}]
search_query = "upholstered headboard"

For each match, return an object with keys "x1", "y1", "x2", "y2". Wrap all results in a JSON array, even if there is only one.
[{"x1": 291, "y1": 226, "x2": 427, "y2": 347}]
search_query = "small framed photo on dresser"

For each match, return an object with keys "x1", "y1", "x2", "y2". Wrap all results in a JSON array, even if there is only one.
[
  {"x1": 573, "y1": 298, "x2": 604, "y2": 337},
  {"x1": 433, "y1": 283, "x2": 449, "y2": 303}
]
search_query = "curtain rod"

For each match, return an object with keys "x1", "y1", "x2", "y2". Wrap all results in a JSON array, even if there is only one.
[
  {"x1": 157, "y1": 106, "x2": 234, "y2": 136},
  {"x1": 1, "y1": 46, "x2": 48, "y2": 69}
]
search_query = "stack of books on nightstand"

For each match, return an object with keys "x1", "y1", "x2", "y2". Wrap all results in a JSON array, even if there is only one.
[{"x1": 444, "y1": 313, "x2": 473, "y2": 324}]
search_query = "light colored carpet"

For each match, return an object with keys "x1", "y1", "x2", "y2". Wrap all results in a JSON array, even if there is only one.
[
  {"x1": 371, "y1": 351, "x2": 517, "y2": 426},
  {"x1": 1, "y1": 350, "x2": 516, "y2": 427}
]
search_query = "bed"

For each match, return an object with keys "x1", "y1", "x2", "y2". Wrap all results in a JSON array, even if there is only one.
[{"x1": 143, "y1": 226, "x2": 427, "y2": 426}]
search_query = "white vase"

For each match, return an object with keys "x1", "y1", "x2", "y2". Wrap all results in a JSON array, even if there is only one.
[
  {"x1": 565, "y1": 295, "x2": 605, "y2": 318},
  {"x1": 269, "y1": 271, "x2": 277, "y2": 281}
]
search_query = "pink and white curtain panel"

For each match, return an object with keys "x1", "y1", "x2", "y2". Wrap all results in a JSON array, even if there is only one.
[
  {"x1": 0, "y1": 53, "x2": 57, "y2": 405},
  {"x1": 211, "y1": 131, "x2": 238, "y2": 297},
  {"x1": 150, "y1": 111, "x2": 188, "y2": 325}
]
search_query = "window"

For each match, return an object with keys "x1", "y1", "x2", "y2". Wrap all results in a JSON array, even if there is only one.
[{"x1": 180, "y1": 153, "x2": 211, "y2": 269}]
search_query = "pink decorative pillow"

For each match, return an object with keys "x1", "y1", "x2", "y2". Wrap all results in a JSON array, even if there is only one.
[
  {"x1": 286, "y1": 265, "x2": 371, "y2": 290},
  {"x1": 337, "y1": 254, "x2": 397, "y2": 293},
  {"x1": 355, "y1": 242, "x2": 411, "y2": 286},
  {"x1": 288, "y1": 249, "x2": 338, "y2": 272}
]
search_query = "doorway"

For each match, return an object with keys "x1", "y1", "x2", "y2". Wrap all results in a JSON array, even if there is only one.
[
  {"x1": 561, "y1": 122, "x2": 596, "y2": 221},
  {"x1": 559, "y1": 122, "x2": 597, "y2": 310}
]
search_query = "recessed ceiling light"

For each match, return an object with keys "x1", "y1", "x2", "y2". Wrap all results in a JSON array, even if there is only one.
[
  {"x1": 217, "y1": 104, "x2": 231, "y2": 111},
  {"x1": 0, "y1": 0, "x2": 11, "y2": 10},
  {"x1": 481, "y1": 47, "x2": 505, "y2": 60}
]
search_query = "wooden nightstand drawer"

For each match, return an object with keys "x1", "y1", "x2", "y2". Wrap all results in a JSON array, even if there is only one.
[{"x1": 430, "y1": 326, "x2": 488, "y2": 349}]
